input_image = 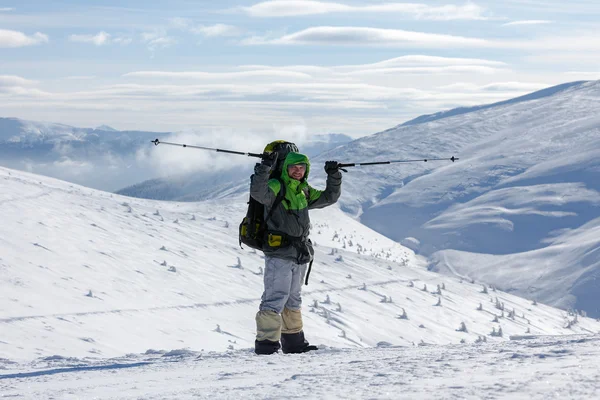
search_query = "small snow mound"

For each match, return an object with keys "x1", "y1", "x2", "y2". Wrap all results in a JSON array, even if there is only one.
[
  {"x1": 162, "y1": 349, "x2": 198, "y2": 358},
  {"x1": 144, "y1": 349, "x2": 167, "y2": 355}
]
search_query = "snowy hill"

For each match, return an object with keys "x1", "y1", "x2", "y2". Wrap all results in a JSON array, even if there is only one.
[
  {"x1": 1, "y1": 166, "x2": 598, "y2": 367},
  {"x1": 400, "y1": 81, "x2": 587, "y2": 127},
  {"x1": 303, "y1": 80, "x2": 600, "y2": 317}
]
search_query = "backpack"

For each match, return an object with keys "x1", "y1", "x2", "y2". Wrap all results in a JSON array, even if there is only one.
[{"x1": 239, "y1": 141, "x2": 299, "y2": 251}]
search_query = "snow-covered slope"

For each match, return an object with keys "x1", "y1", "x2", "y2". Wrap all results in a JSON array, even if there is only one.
[
  {"x1": 2, "y1": 335, "x2": 599, "y2": 399},
  {"x1": 305, "y1": 80, "x2": 600, "y2": 317},
  {"x1": 429, "y1": 216, "x2": 600, "y2": 317},
  {"x1": 400, "y1": 81, "x2": 587, "y2": 126},
  {"x1": 1, "y1": 167, "x2": 598, "y2": 365}
]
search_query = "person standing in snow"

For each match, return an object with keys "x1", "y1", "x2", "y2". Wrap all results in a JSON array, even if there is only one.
[{"x1": 250, "y1": 150, "x2": 342, "y2": 355}]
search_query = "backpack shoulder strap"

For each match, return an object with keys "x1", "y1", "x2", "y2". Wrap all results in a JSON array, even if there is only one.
[
  {"x1": 265, "y1": 178, "x2": 286, "y2": 223},
  {"x1": 303, "y1": 186, "x2": 310, "y2": 202}
]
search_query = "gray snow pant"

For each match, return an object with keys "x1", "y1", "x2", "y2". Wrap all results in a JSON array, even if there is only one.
[{"x1": 255, "y1": 256, "x2": 307, "y2": 342}]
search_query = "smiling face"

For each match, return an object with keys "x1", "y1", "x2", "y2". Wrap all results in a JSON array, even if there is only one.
[{"x1": 287, "y1": 163, "x2": 307, "y2": 181}]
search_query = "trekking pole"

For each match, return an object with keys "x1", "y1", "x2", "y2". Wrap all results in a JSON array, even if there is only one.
[
  {"x1": 338, "y1": 156, "x2": 458, "y2": 169},
  {"x1": 151, "y1": 138, "x2": 265, "y2": 159},
  {"x1": 152, "y1": 138, "x2": 459, "y2": 166}
]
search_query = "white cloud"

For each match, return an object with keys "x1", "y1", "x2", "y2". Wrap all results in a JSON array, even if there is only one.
[
  {"x1": 123, "y1": 55, "x2": 509, "y2": 88},
  {"x1": 342, "y1": 66, "x2": 505, "y2": 75},
  {"x1": 438, "y1": 81, "x2": 550, "y2": 92},
  {"x1": 237, "y1": 56, "x2": 508, "y2": 77},
  {"x1": 2, "y1": 53, "x2": 571, "y2": 138},
  {"x1": 63, "y1": 75, "x2": 98, "y2": 80},
  {"x1": 191, "y1": 24, "x2": 244, "y2": 38},
  {"x1": 503, "y1": 20, "x2": 553, "y2": 26},
  {"x1": 141, "y1": 31, "x2": 161, "y2": 42},
  {"x1": 0, "y1": 86, "x2": 49, "y2": 97},
  {"x1": 244, "y1": 26, "x2": 600, "y2": 54},
  {"x1": 342, "y1": 55, "x2": 507, "y2": 68},
  {"x1": 524, "y1": 52, "x2": 600, "y2": 64},
  {"x1": 480, "y1": 82, "x2": 550, "y2": 91},
  {"x1": 141, "y1": 31, "x2": 177, "y2": 51},
  {"x1": 243, "y1": 26, "x2": 489, "y2": 47},
  {"x1": 0, "y1": 29, "x2": 48, "y2": 48},
  {"x1": 564, "y1": 71, "x2": 599, "y2": 80},
  {"x1": 0, "y1": 75, "x2": 48, "y2": 97},
  {"x1": 0, "y1": 7, "x2": 15, "y2": 12},
  {"x1": 168, "y1": 19, "x2": 244, "y2": 38},
  {"x1": 53, "y1": 157, "x2": 93, "y2": 174},
  {"x1": 113, "y1": 36, "x2": 133, "y2": 45},
  {"x1": 0, "y1": 75, "x2": 37, "y2": 87},
  {"x1": 511, "y1": 34, "x2": 600, "y2": 51},
  {"x1": 0, "y1": 75, "x2": 51, "y2": 98},
  {"x1": 124, "y1": 69, "x2": 312, "y2": 80},
  {"x1": 168, "y1": 17, "x2": 191, "y2": 30},
  {"x1": 146, "y1": 36, "x2": 177, "y2": 50},
  {"x1": 243, "y1": 1, "x2": 488, "y2": 20},
  {"x1": 69, "y1": 31, "x2": 111, "y2": 46}
]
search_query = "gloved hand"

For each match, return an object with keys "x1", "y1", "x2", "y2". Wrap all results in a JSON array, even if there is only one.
[
  {"x1": 324, "y1": 161, "x2": 340, "y2": 175},
  {"x1": 261, "y1": 151, "x2": 278, "y2": 167}
]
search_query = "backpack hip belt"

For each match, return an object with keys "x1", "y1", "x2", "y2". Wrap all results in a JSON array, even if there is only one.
[{"x1": 266, "y1": 231, "x2": 306, "y2": 248}]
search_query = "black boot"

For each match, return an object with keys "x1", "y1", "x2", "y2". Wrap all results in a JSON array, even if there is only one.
[
  {"x1": 255, "y1": 339, "x2": 281, "y2": 355},
  {"x1": 281, "y1": 331, "x2": 318, "y2": 354}
]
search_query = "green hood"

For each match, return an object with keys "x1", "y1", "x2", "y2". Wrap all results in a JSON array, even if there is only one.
[{"x1": 281, "y1": 152, "x2": 310, "y2": 183}]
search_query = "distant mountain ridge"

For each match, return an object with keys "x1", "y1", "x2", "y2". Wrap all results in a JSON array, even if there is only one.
[
  {"x1": 400, "y1": 81, "x2": 588, "y2": 127},
  {"x1": 0, "y1": 116, "x2": 353, "y2": 195},
  {"x1": 0, "y1": 117, "x2": 167, "y2": 144},
  {"x1": 0, "y1": 117, "x2": 169, "y2": 191}
]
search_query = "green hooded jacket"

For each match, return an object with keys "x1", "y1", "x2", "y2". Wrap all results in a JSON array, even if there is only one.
[{"x1": 250, "y1": 152, "x2": 342, "y2": 263}]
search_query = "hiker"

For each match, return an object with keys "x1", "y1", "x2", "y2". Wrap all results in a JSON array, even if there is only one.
[{"x1": 250, "y1": 150, "x2": 342, "y2": 355}]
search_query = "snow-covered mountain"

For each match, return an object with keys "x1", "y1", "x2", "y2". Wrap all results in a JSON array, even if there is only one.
[
  {"x1": 305, "y1": 80, "x2": 600, "y2": 318},
  {"x1": 0, "y1": 116, "x2": 353, "y2": 197},
  {"x1": 0, "y1": 117, "x2": 167, "y2": 191},
  {"x1": 400, "y1": 81, "x2": 587, "y2": 127},
  {"x1": 1, "y1": 166, "x2": 598, "y2": 366}
]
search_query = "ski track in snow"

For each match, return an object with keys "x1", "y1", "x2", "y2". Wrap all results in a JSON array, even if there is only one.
[
  {"x1": 1, "y1": 335, "x2": 598, "y2": 399},
  {"x1": 0, "y1": 279, "x2": 407, "y2": 324}
]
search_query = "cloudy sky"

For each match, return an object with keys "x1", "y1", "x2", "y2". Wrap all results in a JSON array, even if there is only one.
[{"x1": 1, "y1": 0, "x2": 599, "y2": 138}]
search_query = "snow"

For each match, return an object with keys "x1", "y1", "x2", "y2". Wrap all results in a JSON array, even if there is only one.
[
  {"x1": 2, "y1": 335, "x2": 599, "y2": 399},
  {"x1": 1, "y1": 166, "x2": 600, "y2": 399}
]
